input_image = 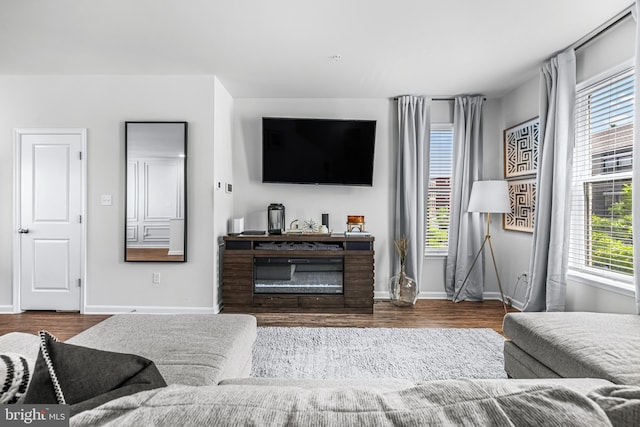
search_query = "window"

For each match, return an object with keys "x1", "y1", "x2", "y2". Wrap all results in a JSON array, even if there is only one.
[
  {"x1": 569, "y1": 66, "x2": 634, "y2": 283},
  {"x1": 425, "y1": 124, "x2": 453, "y2": 255}
]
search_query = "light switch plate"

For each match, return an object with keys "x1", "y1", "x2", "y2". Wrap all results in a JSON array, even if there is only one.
[{"x1": 100, "y1": 194, "x2": 112, "y2": 206}]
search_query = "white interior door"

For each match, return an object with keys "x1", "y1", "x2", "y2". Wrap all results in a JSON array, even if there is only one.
[{"x1": 14, "y1": 129, "x2": 86, "y2": 311}]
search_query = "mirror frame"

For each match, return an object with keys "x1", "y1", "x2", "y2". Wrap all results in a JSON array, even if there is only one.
[{"x1": 124, "y1": 121, "x2": 188, "y2": 262}]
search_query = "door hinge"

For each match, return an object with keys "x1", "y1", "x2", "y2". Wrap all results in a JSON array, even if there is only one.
[
  {"x1": 77, "y1": 278, "x2": 82, "y2": 288},
  {"x1": 79, "y1": 215, "x2": 82, "y2": 224},
  {"x1": 79, "y1": 151, "x2": 82, "y2": 160}
]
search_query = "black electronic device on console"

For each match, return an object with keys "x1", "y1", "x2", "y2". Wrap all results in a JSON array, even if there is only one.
[
  {"x1": 262, "y1": 117, "x2": 376, "y2": 186},
  {"x1": 241, "y1": 230, "x2": 267, "y2": 235}
]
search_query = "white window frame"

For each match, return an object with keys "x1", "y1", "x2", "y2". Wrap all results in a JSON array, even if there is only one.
[
  {"x1": 568, "y1": 60, "x2": 635, "y2": 295},
  {"x1": 425, "y1": 123, "x2": 454, "y2": 257}
]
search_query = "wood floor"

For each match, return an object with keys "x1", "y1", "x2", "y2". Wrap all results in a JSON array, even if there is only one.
[{"x1": 0, "y1": 300, "x2": 516, "y2": 341}]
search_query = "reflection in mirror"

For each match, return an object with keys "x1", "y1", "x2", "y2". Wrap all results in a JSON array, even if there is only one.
[{"x1": 125, "y1": 122, "x2": 187, "y2": 262}]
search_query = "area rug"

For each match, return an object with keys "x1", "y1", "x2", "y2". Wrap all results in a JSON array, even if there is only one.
[{"x1": 251, "y1": 327, "x2": 507, "y2": 380}]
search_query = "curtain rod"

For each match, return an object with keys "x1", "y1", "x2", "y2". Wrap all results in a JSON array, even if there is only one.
[
  {"x1": 572, "y1": 6, "x2": 634, "y2": 52},
  {"x1": 391, "y1": 96, "x2": 486, "y2": 101}
]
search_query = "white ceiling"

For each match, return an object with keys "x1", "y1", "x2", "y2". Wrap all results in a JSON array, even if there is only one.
[{"x1": 0, "y1": 0, "x2": 632, "y2": 98}]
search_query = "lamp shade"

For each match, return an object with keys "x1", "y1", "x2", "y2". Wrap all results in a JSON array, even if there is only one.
[{"x1": 467, "y1": 180, "x2": 511, "y2": 213}]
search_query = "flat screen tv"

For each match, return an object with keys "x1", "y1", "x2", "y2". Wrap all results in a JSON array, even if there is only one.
[{"x1": 262, "y1": 117, "x2": 376, "y2": 186}]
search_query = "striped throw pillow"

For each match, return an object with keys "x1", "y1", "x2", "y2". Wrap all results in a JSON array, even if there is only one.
[{"x1": 0, "y1": 353, "x2": 31, "y2": 404}]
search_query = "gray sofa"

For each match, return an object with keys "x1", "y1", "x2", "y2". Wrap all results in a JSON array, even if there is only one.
[
  {"x1": 503, "y1": 312, "x2": 640, "y2": 386},
  {"x1": 2, "y1": 313, "x2": 639, "y2": 426},
  {"x1": 67, "y1": 313, "x2": 257, "y2": 386}
]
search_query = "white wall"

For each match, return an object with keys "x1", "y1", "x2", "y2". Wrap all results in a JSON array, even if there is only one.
[
  {"x1": 213, "y1": 78, "x2": 235, "y2": 311},
  {"x1": 0, "y1": 21, "x2": 633, "y2": 315},
  {"x1": 231, "y1": 98, "x2": 507, "y2": 300},
  {"x1": 233, "y1": 99, "x2": 395, "y2": 295},
  {"x1": 492, "y1": 76, "x2": 539, "y2": 308},
  {"x1": 0, "y1": 75, "x2": 222, "y2": 313},
  {"x1": 480, "y1": 98, "x2": 512, "y2": 300}
]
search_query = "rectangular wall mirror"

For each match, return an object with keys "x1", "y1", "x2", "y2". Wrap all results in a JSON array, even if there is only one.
[{"x1": 125, "y1": 121, "x2": 187, "y2": 262}]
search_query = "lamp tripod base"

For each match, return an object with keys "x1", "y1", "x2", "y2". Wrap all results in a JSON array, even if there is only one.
[{"x1": 452, "y1": 216, "x2": 508, "y2": 314}]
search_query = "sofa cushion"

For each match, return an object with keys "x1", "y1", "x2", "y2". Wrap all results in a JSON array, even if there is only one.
[
  {"x1": 220, "y1": 376, "x2": 614, "y2": 395},
  {"x1": 588, "y1": 384, "x2": 640, "y2": 427},
  {"x1": 23, "y1": 331, "x2": 166, "y2": 416},
  {"x1": 503, "y1": 340, "x2": 562, "y2": 379},
  {"x1": 70, "y1": 380, "x2": 615, "y2": 426},
  {"x1": 220, "y1": 377, "x2": 418, "y2": 391},
  {"x1": 470, "y1": 378, "x2": 615, "y2": 395},
  {"x1": 503, "y1": 312, "x2": 640, "y2": 385},
  {"x1": 67, "y1": 314, "x2": 257, "y2": 386}
]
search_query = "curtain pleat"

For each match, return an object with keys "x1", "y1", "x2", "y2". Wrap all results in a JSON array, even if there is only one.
[
  {"x1": 523, "y1": 49, "x2": 576, "y2": 312},
  {"x1": 394, "y1": 96, "x2": 431, "y2": 286},
  {"x1": 445, "y1": 96, "x2": 484, "y2": 300}
]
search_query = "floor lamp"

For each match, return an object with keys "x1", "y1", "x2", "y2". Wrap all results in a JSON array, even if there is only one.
[{"x1": 453, "y1": 180, "x2": 511, "y2": 314}]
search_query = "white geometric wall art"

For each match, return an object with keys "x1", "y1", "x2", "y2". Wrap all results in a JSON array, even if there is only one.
[
  {"x1": 504, "y1": 117, "x2": 539, "y2": 178},
  {"x1": 503, "y1": 178, "x2": 536, "y2": 233}
]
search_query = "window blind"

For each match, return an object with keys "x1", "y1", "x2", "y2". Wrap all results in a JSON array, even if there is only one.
[
  {"x1": 425, "y1": 125, "x2": 453, "y2": 254},
  {"x1": 569, "y1": 67, "x2": 634, "y2": 279}
]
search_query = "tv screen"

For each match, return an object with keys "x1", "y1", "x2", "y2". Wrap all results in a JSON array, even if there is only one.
[{"x1": 262, "y1": 117, "x2": 376, "y2": 186}]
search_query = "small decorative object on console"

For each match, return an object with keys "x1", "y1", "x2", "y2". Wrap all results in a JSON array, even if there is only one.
[
  {"x1": 347, "y1": 215, "x2": 365, "y2": 232},
  {"x1": 322, "y1": 213, "x2": 329, "y2": 228},
  {"x1": 267, "y1": 203, "x2": 286, "y2": 235},
  {"x1": 284, "y1": 219, "x2": 303, "y2": 234},
  {"x1": 303, "y1": 218, "x2": 320, "y2": 232},
  {"x1": 283, "y1": 218, "x2": 331, "y2": 234},
  {"x1": 229, "y1": 217, "x2": 244, "y2": 235},
  {"x1": 389, "y1": 237, "x2": 417, "y2": 306}
]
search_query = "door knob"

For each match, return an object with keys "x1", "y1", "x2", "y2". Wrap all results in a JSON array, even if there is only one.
[{"x1": 18, "y1": 228, "x2": 29, "y2": 234}]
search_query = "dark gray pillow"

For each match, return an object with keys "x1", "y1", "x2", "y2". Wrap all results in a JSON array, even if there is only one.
[{"x1": 24, "y1": 331, "x2": 166, "y2": 416}]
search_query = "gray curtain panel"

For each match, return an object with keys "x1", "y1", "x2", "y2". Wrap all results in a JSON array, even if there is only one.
[
  {"x1": 394, "y1": 96, "x2": 431, "y2": 285},
  {"x1": 633, "y1": 0, "x2": 640, "y2": 315},
  {"x1": 523, "y1": 49, "x2": 576, "y2": 312},
  {"x1": 445, "y1": 96, "x2": 484, "y2": 301}
]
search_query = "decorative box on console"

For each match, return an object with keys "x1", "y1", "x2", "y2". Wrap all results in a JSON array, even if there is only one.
[{"x1": 347, "y1": 215, "x2": 365, "y2": 232}]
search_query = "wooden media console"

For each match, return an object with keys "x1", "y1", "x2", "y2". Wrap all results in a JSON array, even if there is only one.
[{"x1": 222, "y1": 234, "x2": 374, "y2": 313}]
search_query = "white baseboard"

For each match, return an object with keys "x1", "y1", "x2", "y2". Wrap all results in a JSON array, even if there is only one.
[
  {"x1": 375, "y1": 290, "x2": 519, "y2": 306},
  {"x1": 418, "y1": 291, "x2": 449, "y2": 299},
  {"x1": 507, "y1": 297, "x2": 524, "y2": 311},
  {"x1": 83, "y1": 305, "x2": 219, "y2": 315},
  {"x1": 482, "y1": 291, "x2": 503, "y2": 300},
  {"x1": 0, "y1": 305, "x2": 18, "y2": 314},
  {"x1": 374, "y1": 290, "x2": 390, "y2": 300}
]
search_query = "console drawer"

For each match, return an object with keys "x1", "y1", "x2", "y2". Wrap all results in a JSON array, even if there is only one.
[
  {"x1": 298, "y1": 295, "x2": 344, "y2": 308},
  {"x1": 253, "y1": 295, "x2": 298, "y2": 308}
]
